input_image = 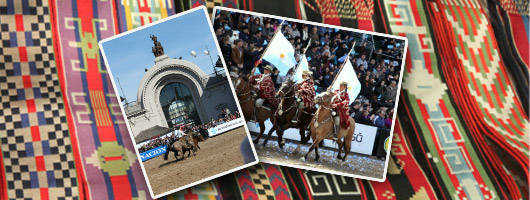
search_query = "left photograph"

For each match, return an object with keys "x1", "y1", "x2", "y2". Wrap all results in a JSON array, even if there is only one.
[{"x1": 98, "y1": 6, "x2": 258, "y2": 198}]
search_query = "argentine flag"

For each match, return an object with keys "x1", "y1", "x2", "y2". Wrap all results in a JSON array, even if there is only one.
[
  {"x1": 262, "y1": 31, "x2": 297, "y2": 76},
  {"x1": 293, "y1": 55, "x2": 309, "y2": 83},
  {"x1": 330, "y1": 57, "x2": 361, "y2": 104}
]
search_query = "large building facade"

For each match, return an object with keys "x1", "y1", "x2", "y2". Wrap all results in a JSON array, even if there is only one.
[{"x1": 124, "y1": 36, "x2": 238, "y2": 141}]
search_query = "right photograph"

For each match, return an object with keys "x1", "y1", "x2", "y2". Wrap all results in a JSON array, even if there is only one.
[{"x1": 212, "y1": 7, "x2": 408, "y2": 181}]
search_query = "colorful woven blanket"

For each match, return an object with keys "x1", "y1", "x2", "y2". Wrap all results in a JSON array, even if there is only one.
[{"x1": 0, "y1": 0, "x2": 527, "y2": 199}]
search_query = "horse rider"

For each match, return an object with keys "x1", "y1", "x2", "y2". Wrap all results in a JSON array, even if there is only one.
[
  {"x1": 331, "y1": 81, "x2": 350, "y2": 137},
  {"x1": 292, "y1": 70, "x2": 316, "y2": 123},
  {"x1": 179, "y1": 125, "x2": 188, "y2": 137},
  {"x1": 250, "y1": 64, "x2": 277, "y2": 110}
]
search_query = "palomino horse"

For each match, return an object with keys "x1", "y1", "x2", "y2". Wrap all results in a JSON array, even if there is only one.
[
  {"x1": 304, "y1": 91, "x2": 356, "y2": 162},
  {"x1": 261, "y1": 79, "x2": 312, "y2": 148},
  {"x1": 163, "y1": 135, "x2": 198, "y2": 161},
  {"x1": 233, "y1": 75, "x2": 274, "y2": 144}
]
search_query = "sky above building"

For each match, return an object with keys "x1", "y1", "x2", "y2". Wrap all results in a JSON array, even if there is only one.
[{"x1": 101, "y1": 9, "x2": 220, "y2": 102}]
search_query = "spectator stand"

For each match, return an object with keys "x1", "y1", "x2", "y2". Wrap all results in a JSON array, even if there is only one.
[{"x1": 214, "y1": 10, "x2": 406, "y2": 156}]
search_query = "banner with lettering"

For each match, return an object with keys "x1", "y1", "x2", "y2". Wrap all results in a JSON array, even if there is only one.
[
  {"x1": 208, "y1": 118, "x2": 246, "y2": 137},
  {"x1": 139, "y1": 145, "x2": 167, "y2": 161}
]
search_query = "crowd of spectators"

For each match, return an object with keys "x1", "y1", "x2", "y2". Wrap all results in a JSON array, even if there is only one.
[
  {"x1": 213, "y1": 10, "x2": 405, "y2": 129},
  {"x1": 214, "y1": 11, "x2": 278, "y2": 76},
  {"x1": 348, "y1": 37, "x2": 403, "y2": 129},
  {"x1": 137, "y1": 111, "x2": 241, "y2": 153}
]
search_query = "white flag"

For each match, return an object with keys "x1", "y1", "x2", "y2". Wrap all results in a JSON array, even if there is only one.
[
  {"x1": 262, "y1": 31, "x2": 297, "y2": 76},
  {"x1": 331, "y1": 57, "x2": 361, "y2": 104},
  {"x1": 293, "y1": 55, "x2": 308, "y2": 83}
]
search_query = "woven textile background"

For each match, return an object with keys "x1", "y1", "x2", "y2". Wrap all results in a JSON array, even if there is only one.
[{"x1": 0, "y1": 0, "x2": 527, "y2": 199}]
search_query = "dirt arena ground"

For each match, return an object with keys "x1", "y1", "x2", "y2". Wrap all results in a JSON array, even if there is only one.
[
  {"x1": 252, "y1": 133, "x2": 386, "y2": 179},
  {"x1": 143, "y1": 127, "x2": 250, "y2": 196}
]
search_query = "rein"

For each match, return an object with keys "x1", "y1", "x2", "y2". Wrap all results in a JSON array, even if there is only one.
[
  {"x1": 313, "y1": 103, "x2": 334, "y2": 128},
  {"x1": 277, "y1": 83, "x2": 297, "y2": 115}
]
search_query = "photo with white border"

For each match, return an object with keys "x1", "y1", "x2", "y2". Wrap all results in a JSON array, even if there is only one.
[
  {"x1": 212, "y1": 6, "x2": 408, "y2": 182},
  {"x1": 98, "y1": 6, "x2": 258, "y2": 198}
]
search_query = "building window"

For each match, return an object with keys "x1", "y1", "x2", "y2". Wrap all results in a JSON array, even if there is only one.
[{"x1": 159, "y1": 82, "x2": 200, "y2": 128}]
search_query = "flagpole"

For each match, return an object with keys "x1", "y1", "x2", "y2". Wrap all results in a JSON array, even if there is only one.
[
  {"x1": 303, "y1": 38, "x2": 312, "y2": 55},
  {"x1": 329, "y1": 41, "x2": 356, "y2": 89},
  {"x1": 291, "y1": 38, "x2": 312, "y2": 77}
]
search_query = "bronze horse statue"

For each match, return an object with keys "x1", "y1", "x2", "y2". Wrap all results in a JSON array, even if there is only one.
[
  {"x1": 261, "y1": 79, "x2": 312, "y2": 148},
  {"x1": 232, "y1": 74, "x2": 274, "y2": 144},
  {"x1": 163, "y1": 134, "x2": 199, "y2": 161},
  {"x1": 304, "y1": 91, "x2": 356, "y2": 162}
]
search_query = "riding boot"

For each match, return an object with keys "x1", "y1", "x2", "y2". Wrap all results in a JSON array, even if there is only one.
[
  {"x1": 291, "y1": 100, "x2": 303, "y2": 124},
  {"x1": 291, "y1": 109, "x2": 299, "y2": 124},
  {"x1": 333, "y1": 116, "x2": 340, "y2": 139}
]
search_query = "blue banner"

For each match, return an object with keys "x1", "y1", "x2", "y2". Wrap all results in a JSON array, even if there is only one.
[{"x1": 139, "y1": 145, "x2": 167, "y2": 162}]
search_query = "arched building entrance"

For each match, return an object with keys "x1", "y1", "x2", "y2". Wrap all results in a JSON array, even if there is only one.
[
  {"x1": 159, "y1": 82, "x2": 200, "y2": 128},
  {"x1": 132, "y1": 56, "x2": 208, "y2": 131},
  {"x1": 125, "y1": 35, "x2": 239, "y2": 141}
]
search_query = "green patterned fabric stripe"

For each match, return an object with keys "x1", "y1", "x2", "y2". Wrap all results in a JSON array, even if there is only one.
[
  {"x1": 427, "y1": 0, "x2": 528, "y2": 198},
  {"x1": 380, "y1": 0, "x2": 502, "y2": 199},
  {"x1": 442, "y1": 0, "x2": 529, "y2": 158}
]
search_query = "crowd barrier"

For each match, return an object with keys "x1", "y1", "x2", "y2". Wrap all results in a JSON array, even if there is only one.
[
  {"x1": 139, "y1": 145, "x2": 167, "y2": 161},
  {"x1": 207, "y1": 118, "x2": 246, "y2": 137},
  {"x1": 247, "y1": 119, "x2": 387, "y2": 156},
  {"x1": 138, "y1": 118, "x2": 246, "y2": 161}
]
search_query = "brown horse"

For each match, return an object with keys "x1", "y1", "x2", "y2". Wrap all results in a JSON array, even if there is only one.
[
  {"x1": 190, "y1": 132, "x2": 203, "y2": 150},
  {"x1": 262, "y1": 79, "x2": 312, "y2": 148},
  {"x1": 233, "y1": 75, "x2": 274, "y2": 144},
  {"x1": 163, "y1": 134, "x2": 198, "y2": 160},
  {"x1": 304, "y1": 91, "x2": 356, "y2": 162},
  {"x1": 183, "y1": 134, "x2": 199, "y2": 153}
]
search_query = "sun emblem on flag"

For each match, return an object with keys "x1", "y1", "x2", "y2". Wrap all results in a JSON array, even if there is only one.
[{"x1": 280, "y1": 53, "x2": 285, "y2": 58}]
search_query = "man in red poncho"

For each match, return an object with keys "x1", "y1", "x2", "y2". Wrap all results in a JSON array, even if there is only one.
[
  {"x1": 332, "y1": 81, "x2": 350, "y2": 135},
  {"x1": 250, "y1": 64, "x2": 277, "y2": 110},
  {"x1": 292, "y1": 70, "x2": 316, "y2": 123}
]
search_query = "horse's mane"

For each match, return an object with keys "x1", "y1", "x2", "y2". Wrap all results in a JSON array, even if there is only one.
[
  {"x1": 316, "y1": 91, "x2": 334, "y2": 105},
  {"x1": 281, "y1": 79, "x2": 295, "y2": 93}
]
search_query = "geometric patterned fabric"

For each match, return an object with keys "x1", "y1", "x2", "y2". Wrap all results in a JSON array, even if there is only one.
[{"x1": 0, "y1": 0, "x2": 527, "y2": 200}]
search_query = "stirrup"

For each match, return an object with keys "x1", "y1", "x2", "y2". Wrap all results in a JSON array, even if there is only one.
[{"x1": 261, "y1": 105, "x2": 271, "y2": 111}]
